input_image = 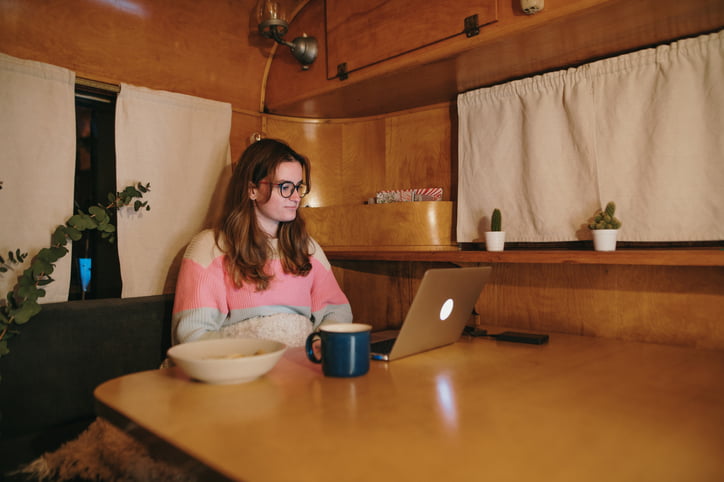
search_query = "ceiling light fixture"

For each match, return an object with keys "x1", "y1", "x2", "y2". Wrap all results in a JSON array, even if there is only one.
[{"x1": 256, "y1": 0, "x2": 318, "y2": 70}]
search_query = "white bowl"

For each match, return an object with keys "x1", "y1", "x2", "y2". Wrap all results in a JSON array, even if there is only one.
[{"x1": 167, "y1": 338, "x2": 287, "y2": 384}]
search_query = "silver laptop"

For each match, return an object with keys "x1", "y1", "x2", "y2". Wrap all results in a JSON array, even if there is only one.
[{"x1": 370, "y1": 266, "x2": 492, "y2": 361}]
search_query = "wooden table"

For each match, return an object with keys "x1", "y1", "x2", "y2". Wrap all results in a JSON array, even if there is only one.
[{"x1": 94, "y1": 331, "x2": 724, "y2": 481}]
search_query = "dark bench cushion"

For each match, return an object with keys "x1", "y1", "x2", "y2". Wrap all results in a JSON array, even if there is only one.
[{"x1": 0, "y1": 294, "x2": 173, "y2": 472}]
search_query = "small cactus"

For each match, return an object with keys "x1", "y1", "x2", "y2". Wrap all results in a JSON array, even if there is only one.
[
  {"x1": 490, "y1": 208, "x2": 502, "y2": 232},
  {"x1": 589, "y1": 201, "x2": 622, "y2": 230}
]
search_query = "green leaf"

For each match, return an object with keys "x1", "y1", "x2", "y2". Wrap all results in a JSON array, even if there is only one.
[
  {"x1": 52, "y1": 226, "x2": 69, "y2": 246},
  {"x1": 75, "y1": 213, "x2": 102, "y2": 230},
  {"x1": 0, "y1": 339, "x2": 9, "y2": 357},
  {"x1": 85, "y1": 213, "x2": 99, "y2": 228},
  {"x1": 65, "y1": 226, "x2": 82, "y2": 241},
  {"x1": 37, "y1": 246, "x2": 67, "y2": 264},
  {"x1": 67, "y1": 214, "x2": 85, "y2": 229},
  {"x1": 16, "y1": 282, "x2": 40, "y2": 302},
  {"x1": 89, "y1": 206, "x2": 110, "y2": 224},
  {"x1": 12, "y1": 301, "x2": 42, "y2": 324},
  {"x1": 36, "y1": 249, "x2": 54, "y2": 262},
  {"x1": 123, "y1": 186, "x2": 141, "y2": 197},
  {"x1": 89, "y1": 205, "x2": 104, "y2": 216},
  {"x1": 31, "y1": 257, "x2": 54, "y2": 277},
  {"x1": 51, "y1": 246, "x2": 69, "y2": 259}
]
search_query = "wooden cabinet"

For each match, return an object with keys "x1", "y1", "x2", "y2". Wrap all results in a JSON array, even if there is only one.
[
  {"x1": 303, "y1": 202, "x2": 455, "y2": 248},
  {"x1": 325, "y1": 0, "x2": 497, "y2": 79},
  {"x1": 265, "y1": 0, "x2": 724, "y2": 118}
]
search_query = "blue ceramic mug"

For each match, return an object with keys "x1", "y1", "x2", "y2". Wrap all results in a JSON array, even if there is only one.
[{"x1": 306, "y1": 323, "x2": 372, "y2": 377}]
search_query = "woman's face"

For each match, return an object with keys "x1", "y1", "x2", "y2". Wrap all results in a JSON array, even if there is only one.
[{"x1": 250, "y1": 160, "x2": 304, "y2": 237}]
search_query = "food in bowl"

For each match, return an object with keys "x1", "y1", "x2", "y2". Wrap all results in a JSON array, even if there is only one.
[
  {"x1": 205, "y1": 350, "x2": 266, "y2": 360},
  {"x1": 167, "y1": 338, "x2": 287, "y2": 384}
]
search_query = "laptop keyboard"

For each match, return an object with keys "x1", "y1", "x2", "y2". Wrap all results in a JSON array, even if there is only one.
[{"x1": 370, "y1": 338, "x2": 396, "y2": 354}]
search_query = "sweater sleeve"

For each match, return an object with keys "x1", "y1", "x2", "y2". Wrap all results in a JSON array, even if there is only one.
[
  {"x1": 308, "y1": 238, "x2": 353, "y2": 329},
  {"x1": 171, "y1": 230, "x2": 229, "y2": 344}
]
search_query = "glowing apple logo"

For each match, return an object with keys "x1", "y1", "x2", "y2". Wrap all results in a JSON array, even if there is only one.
[{"x1": 439, "y1": 298, "x2": 454, "y2": 321}]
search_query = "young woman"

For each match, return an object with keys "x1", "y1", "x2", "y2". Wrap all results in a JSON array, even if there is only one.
[{"x1": 172, "y1": 138, "x2": 353, "y2": 345}]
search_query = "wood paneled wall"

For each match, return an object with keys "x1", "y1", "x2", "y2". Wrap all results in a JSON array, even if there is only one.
[
  {"x1": 0, "y1": 0, "x2": 266, "y2": 111},
  {"x1": 478, "y1": 264, "x2": 724, "y2": 350},
  {"x1": 262, "y1": 104, "x2": 453, "y2": 206},
  {"x1": 333, "y1": 261, "x2": 724, "y2": 350}
]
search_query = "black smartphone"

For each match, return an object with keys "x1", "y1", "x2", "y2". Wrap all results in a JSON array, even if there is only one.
[{"x1": 494, "y1": 331, "x2": 549, "y2": 345}]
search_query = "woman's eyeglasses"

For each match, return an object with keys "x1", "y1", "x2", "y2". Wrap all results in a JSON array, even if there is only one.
[{"x1": 258, "y1": 181, "x2": 309, "y2": 198}]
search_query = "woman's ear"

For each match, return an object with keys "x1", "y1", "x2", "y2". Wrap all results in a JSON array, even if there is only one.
[{"x1": 248, "y1": 182, "x2": 258, "y2": 201}]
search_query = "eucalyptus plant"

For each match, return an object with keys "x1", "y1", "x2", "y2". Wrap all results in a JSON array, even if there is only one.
[{"x1": 0, "y1": 182, "x2": 151, "y2": 366}]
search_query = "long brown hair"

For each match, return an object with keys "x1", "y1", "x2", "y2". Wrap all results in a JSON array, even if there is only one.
[{"x1": 216, "y1": 138, "x2": 312, "y2": 291}]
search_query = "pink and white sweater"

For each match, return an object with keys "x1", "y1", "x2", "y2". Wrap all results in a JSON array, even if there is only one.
[{"x1": 172, "y1": 229, "x2": 353, "y2": 344}]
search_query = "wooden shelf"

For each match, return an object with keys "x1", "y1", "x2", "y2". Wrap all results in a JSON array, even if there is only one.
[
  {"x1": 324, "y1": 247, "x2": 724, "y2": 267},
  {"x1": 266, "y1": 0, "x2": 724, "y2": 118}
]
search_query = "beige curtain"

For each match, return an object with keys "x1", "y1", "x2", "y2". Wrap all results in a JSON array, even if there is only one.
[
  {"x1": 115, "y1": 84, "x2": 231, "y2": 298},
  {"x1": 457, "y1": 31, "x2": 724, "y2": 243},
  {"x1": 0, "y1": 53, "x2": 76, "y2": 303}
]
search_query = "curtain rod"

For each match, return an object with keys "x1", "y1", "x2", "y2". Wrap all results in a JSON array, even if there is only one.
[
  {"x1": 74, "y1": 77, "x2": 259, "y2": 115},
  {"x1": 76, "y1": 76, "x2": 120, "y2": 93}
]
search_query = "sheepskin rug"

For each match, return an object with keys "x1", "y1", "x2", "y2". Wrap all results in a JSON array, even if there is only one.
[
  {"x1": 12, "y1": 314, "x2": 313, "y2": 481},
  {"x1": 12, "y1": 418, "x2": 192, "y2": 481}
]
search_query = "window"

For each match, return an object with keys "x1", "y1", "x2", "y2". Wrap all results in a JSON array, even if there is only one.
[{"x1": 69, "y1": 84, "x2": 120, "y2": 300}]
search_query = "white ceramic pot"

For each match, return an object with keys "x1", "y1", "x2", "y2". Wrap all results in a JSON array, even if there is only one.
[
  {"x1": 592, "y1": 229, "x2": 618, "y2": 252},
  {"x1": 485, "y1": 231, "x2": 506, "y2": 252}
]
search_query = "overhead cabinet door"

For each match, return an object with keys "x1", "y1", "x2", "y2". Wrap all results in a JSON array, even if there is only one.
[{"x1": 326, "y1": 0, "x2": 498, "y2": 80}]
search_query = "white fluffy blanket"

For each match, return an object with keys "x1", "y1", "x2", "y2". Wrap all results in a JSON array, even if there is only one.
[{"x1": 218, "y1": 313, "x2": 313, "y2": 347}]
